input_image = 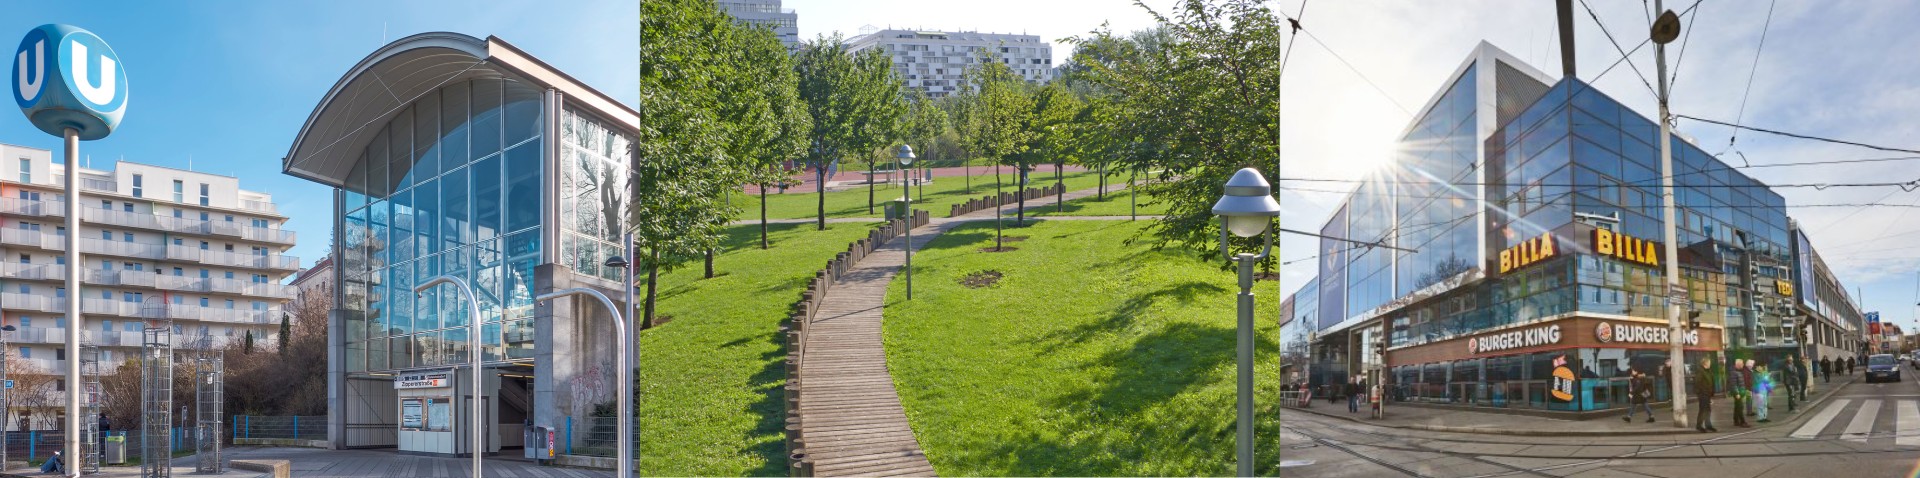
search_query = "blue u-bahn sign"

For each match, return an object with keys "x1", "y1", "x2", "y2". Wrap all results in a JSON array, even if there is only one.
[{"x1": 14, "y1": 24, "x2": 125, "y2": 140}]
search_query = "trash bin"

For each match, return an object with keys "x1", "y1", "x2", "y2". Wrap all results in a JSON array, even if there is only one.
[
  {"x1": 528, "y1": 426, "x2": 554, "y2": 463},
  {"x1": 887, "y1": 199, "x2": 910, "y2": 221},
  {"x1": 105, "y1": 433, "x2": 126, "y2": 465}
]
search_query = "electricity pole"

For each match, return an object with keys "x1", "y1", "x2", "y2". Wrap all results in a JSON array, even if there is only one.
[{"x1": 1651, "y1": 2, "x2": 1688, "y2": 429}]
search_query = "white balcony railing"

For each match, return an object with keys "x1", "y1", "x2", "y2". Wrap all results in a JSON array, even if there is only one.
[
  {"x1": 240, "y1": 200, "x2": 278, "y2": 214},
  {"x1": 1, "y1": 197, "x2": 295, "y2": 246}
]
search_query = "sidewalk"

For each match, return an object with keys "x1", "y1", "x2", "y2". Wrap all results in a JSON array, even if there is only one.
[{"x1": 1284, "y1": 375, "x2": 1859, "y2": 436}]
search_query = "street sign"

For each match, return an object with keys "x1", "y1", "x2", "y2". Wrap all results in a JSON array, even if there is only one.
[
  {"x1": 13, "y1": 24, "x2": 127, "y2": 139},
  {"x1": 4, "y1": 380, "x2": 13, "y2": 389}
]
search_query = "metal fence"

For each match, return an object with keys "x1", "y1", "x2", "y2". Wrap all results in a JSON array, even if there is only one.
[
  {"x1": 568, "y1": 416, "x2": 638, "y2": 458},
  {"x1": 0, "y1": 428, "x2": 198, "y2": 466},
  {"x1": 230, "y1": 415, "x2": 327, "y2": 442}
]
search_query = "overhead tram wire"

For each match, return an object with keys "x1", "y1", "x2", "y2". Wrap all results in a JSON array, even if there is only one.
[
  {"x1": 1675, "y1": 115, "x2": 1920, "y2": 156},
  {"x1": 1577, "y1": 0, "x2": 1661, "y2": 102},
  {"x1": 1720, "y1": 0, "x2": 1777, "y2": 161},
  {"x1": 1293, "y1": 22, "x2": 1413, "y2": 117}
]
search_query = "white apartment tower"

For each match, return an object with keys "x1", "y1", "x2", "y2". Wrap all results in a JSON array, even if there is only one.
[
  {"x1": 0, "y1": 143, "x2": 297, "y2": 426},
  {"x1": 847, "y1": 29, "x2": 1054, "y2": 98},
  {"x1": 718, "y1": 0, "x2": 800, "y2": 50}
]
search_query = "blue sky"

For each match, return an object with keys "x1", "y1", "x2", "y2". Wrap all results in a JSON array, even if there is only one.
[
  {"x1": 4, "y1": 1, "x2": 637, "y2": 278},
  {"x1": 1276, "y1": 1, "x2": 1920, "y2": 334}
]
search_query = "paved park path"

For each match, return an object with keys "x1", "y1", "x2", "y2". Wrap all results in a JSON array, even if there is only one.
[{"x1": 796, "y1": 185, "x2": 1123, "y2": 476}]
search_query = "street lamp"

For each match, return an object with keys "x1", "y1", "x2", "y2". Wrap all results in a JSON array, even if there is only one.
[
  {"x1": 1211, "y1": 167, "x2": 1280, "y2": 478},
  {"x1": 534, "y1": 286, "x2": 630, "y2": 478},
  {"x1": 0, "y1": 324, "x2": 13, "y2": 472},
  {"x1": 413, "y1": 276, "x2": 484, "y2": 478},
  {"x1": 897, "y1": 144, "x2": 917, "y2": 300}
]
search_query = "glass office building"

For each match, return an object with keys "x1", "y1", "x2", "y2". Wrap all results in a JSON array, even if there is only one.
[
  {"x1": 1290, "y1": 43, "x2": 1865, "y2": 414},
  {"x1": 284, "y1": 32, "x2": 636, "y2": 454}
]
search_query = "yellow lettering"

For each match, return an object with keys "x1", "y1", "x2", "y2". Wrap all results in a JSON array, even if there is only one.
[
  {"x1": 1500, "y1": 249, "x2": 1511, "y2": 273},
  {"x1": 1539, "y1": 233, "x2": 1556, "y2": 260},
  {"x1": 1644, "y1": 241, "x2": 1659, "y2": 267}
]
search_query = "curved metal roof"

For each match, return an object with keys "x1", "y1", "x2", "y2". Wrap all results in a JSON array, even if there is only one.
[{"x1": 283, "y1": 32, "x2": 637, "y2": 188}]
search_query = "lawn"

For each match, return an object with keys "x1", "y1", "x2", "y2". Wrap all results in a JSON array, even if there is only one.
[
  {"x1": 733, "y1": 169, "x2": 1117, "y2": 220},
  {"x1": 637, "y1": 221, "x2": 878, "y2": 476},
  {"x1": 882, "y1": 220, "x2": 1281, "y2": 476},
  {"x1": 1028, "y1": 186, "x2": 1168, "y2": 217}
]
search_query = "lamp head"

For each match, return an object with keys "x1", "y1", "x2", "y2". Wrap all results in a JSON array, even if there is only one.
[
  {"x1": 895, "y1": 144, "x2": 915, "y2": 165},
  {"x1": 1212, "y1": 167, "x2": 1281, "y2": 238},
  {"x1": 1651, "y1": 10, "x2": 1682, "y2": 44},
  {"x1": 1, "y1": 325, "x2": 14, "y2": 332},
  {"x1": 604, "y1": 255, "x2": 629, "y2": 270}
]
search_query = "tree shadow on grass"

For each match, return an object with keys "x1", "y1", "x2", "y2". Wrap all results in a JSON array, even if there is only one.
[
  {"x1": 978, "y1": 322, "x2": 1242, "y2": 476},
  {"x1": 915, "y1": 229, "x2": 995, "y2": 254},
  {"x1": 741, "y1": 324, "x2": 791, "y2": 476},
  {"x1": 1031, "y1": 280, "x2": 1227, "y2": 355}
]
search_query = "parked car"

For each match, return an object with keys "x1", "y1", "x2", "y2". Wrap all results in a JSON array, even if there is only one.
[{"x1": 1868, "y1": 354, "x2": 1902, "y2": 383}]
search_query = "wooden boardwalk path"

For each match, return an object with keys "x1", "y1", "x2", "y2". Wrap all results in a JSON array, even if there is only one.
[{"x1": 795, "y1": 185, "x2": 1127, "y2": 476}]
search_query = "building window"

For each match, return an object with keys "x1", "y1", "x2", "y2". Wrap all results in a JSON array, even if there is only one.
[
  {"x1": 123, "y1": 233, "x2": 133, "y2": 242},
  {"x1": 199, "y1": 183, "x2": 209, "y2": 206},
  {"x1": 173, "y1": 180, "x2": 184, "y2": 202},
  {"x1": 131, "y1": 174, "x2": 142, "y2": 197},
  {"x1": 100, "y1": 230, "x2": 110, "y2": 240},
  {"x1": 100, "y1": 200, "x2": 111, "y2": 209},
  {"x1": 52, "y1": 289, "x2": 61, "y2": 299},
  {"x1": 17, "y1": 254, "x2": 27, "y2": 264},
  {"x1": 199, "y1": 298, "x2": 209, "y2": 307},
  {"x1": 19, "y1": 348, "x2": 28, "y2": 359},
  {"x1": 122, "y1": 202, "x2": 132, "y2": 212},
  {"x1": 172, "y1": 209, "x2": 182, "y2": 218},
  {"x1": 101, "y1": 320, "x2": 112, "y2": 332},
  {"x1": 18, "y1": 158, "x2": 28, "y2": 183},
  {"x1": 18, "y1": 317, "x2": 28, "y2": 328}
]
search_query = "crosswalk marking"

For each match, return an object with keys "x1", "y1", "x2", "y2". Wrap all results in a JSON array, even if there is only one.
[
  {"x1": 1899, "y1": 400, "x2": 1920, "y2": 447},
  {"x1": 1844, "y1": 399, "x2": 1883, "y2": 442},
  {"x1": 1794, "y1": 398, "x2": 1851, "y2": 439}
]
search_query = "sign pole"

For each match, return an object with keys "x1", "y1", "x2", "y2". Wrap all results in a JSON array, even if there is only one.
[{"x1": 1650, "y1": 0, "x2": 1689, "y2": 430}]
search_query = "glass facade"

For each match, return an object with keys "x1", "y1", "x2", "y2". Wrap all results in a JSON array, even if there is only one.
[
  {"x1": 337, "y1": 78, "x2": 547, "y2": 374},
  {"x1": 558, "y1": 109, "x2": 634, "y2": 283},
  {"x1": 1289, "y1": 48, "x2": 1842, "y2": 413}
]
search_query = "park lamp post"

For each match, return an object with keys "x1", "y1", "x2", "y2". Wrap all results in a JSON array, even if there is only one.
[
  {"x1": 1212, "y1": 167, "x2": 1280, "y2": 478},
  {"x1": 535, "y1": 279, "x2": 631, "y2": 478},
  {"x1": 414, "y1": 276, "x2": 484, "y2": 478},
  {"x1": 897, "y1": 145, "x2": 916, "y2": 300}
]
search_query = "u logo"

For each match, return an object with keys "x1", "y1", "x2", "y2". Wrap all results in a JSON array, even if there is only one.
[
  {"x1": 12, "y1": 29, "x2": 46, "y2": 108},
  {"x1": 13, "y1": 24, "x2": 127, "y2": 140}
]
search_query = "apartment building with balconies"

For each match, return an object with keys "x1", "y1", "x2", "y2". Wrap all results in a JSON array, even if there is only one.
[
  {"x1": 847, "y1": 29, "x2": 1053, "y2": 98},
  {"x1": 0, "y1": 143, "x2": 299, "y2": 378}
]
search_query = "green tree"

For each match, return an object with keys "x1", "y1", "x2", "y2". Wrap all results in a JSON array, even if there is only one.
[
  {"x1": 958, "y1": 60, "x2": 1035, "y2": 249},
  {"x1": 714, "y1": 20, "x2": 811, "y2": 251},
  {"x1": 1017, "y1": 83, "x2": 1085, "y2": 215},
  {"x1": 277, "y1": 312, "x2": 290, "y2": 356},
  {"x1": 796, "y1": 37, "x2": 904, "y2": 228},
  {"x1": 899, "y1": 89, "x2": 948, "y2": 199},
  {"x1": 1067, "y1": 0, "x2": 1280, "y2": 259},
  {"x1": 638, "y1": 0, "x2": 756, "y2": 327}
]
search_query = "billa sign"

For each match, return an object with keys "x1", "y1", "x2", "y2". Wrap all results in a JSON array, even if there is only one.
[
  {"x1": 1467, "y1": 323, "x2": 1563, "y2": 355},
  {"x1": 1594, "y1": 321, "x2": 1700, "y2": 346},
  {"x1": 395, "y1": 372, "x2": 450, "y2": 389},
  {"x1": 1499, "y1": 233, "x2": 1558, "y2": 274},
  {"x1": 1593, "y1": 229, "x2": 1660, "y2": 268}
]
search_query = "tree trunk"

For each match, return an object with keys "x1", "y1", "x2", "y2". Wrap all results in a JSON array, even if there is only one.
[
  {"x1": 965, "y1": 158, "x2": 972, "y2": 194},
  {"x1": 995, "y1": 164, "x2": 1004, "y2": 250},
  {"x1": 1016, "y1": 167, "x2": 1027, "y2": 225},
  {"x1": 760, "y1": 182, "x2": 769, "y2": 249},
  {"x1": 644, "y1": 249, "x2": 660, "y2": 329},
  {"x1": 816, "y1": 162, "x2": 826, "y2": 231},
  {"x1": 704, "y1": 248, "x2": 715, "y2": 279},
  {"x1": 1056, "y1": 161, "x2": 1064, "y2": 213},
  {"x1": 1098, "y1": 164, "x2": 1106, "y2": 199},
  {"x1": 867, "y1": 160, "x2": 876, "y2": 214}
]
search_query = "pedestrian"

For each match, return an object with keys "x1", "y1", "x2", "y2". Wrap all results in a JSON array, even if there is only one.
[
  {"x1": 1746, "y1": 359, "x2": 1758, "y2": 417},
  {"x1": 1347, "y1": 378, "x2": 1361, "y2": 413},
  {"x1": 1729, "y1": 359, "x2": 1751, "y2": 428},
  {"x1": 1623, "y1": 368, "x2": 1656, "y2": 423},
  {"x1": 39, "y1": 450, "x2": 63, "y2": 474},
  {"x1": 1370, "y1": 381, "x2": 1383, "y2": 418},
  {"x1": 1849, "y1": 356, "x2": 1857, "y2": 375},
  {"x1": 1823, "y1": 356, "x2": 1833, "y2": 383},
  {"x1": 1754, "y1": 362, "x2": 1773, "y2": 423},
  {"x1": 98, "y1": 412, "x2": 109, "y2": 451},
  {"x1": 1783, "y1": 359, "x2": 1803, "y2": 412},
  {"x1": 1694, "y1": 358, "x2": 1719, "y2": 433}
]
